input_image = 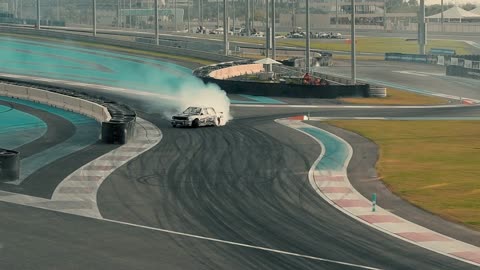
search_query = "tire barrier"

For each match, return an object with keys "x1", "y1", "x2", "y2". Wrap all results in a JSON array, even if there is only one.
[
  {"x1": 446, "y1": 65, "x2": 480, "y2": 80},
  {"x1": 368, "y1": 86, "x2": 388, "y2": 98},
  {"x1": 200, "y1": 77, "x2": 369, "y2": 98},
  {"x1": 385, "y1": 53, "x2": 438, "y2": 64},
  {"x1": 0, "y1": 149, "x2": 19, "y2": 182},
  {"x1": 101, "y1": 102, "x2": 136, "y2": 145}
]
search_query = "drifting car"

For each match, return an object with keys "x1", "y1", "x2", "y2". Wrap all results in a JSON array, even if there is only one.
[{"x1": 171, "y1": 106, "x2": 224, "y2": 128}]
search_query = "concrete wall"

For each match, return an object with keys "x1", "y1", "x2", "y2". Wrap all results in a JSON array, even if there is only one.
[
  {"x1": 0, "y1": 83, "x2": 111, "y2": 123},
  {"x1": 201, "y1": 77, "x2": 369, "y2": 98}
]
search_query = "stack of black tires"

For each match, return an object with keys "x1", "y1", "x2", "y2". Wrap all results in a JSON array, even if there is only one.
[
  {"x1": 101, "y1": 102, "x2": 137, "y2": 144},
  {"x1": 0, "y1": 149, "x2": 19, "y2": 182}
]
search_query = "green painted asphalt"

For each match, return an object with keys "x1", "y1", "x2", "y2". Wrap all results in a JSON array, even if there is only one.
[
  {"x1": 0, "y1": 103, "x2": 47, "y2": 149},
  {"x1": 0, "y1": 36, "x2": 194, "y2": 94}
]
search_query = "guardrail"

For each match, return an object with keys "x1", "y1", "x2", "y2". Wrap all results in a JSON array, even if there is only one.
[
  {"x1": 0, "y1": 82, "x2": 110, "y2": 123},
  {"x1": 0, "y1": 80, "x2": 137, "y2": 145}
]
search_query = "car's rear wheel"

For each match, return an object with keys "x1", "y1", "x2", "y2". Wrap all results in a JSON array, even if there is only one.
[
  {"x1": 192, "y1": 119, "x2": 199, "y2": 128},
  {"x1": 172, "y1": 123, "x2": 177, "y2": 128}
]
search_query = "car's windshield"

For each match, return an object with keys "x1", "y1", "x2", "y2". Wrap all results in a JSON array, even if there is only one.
[{"x1": 183, "y1": 107, "x2": 201, "y2": 114}]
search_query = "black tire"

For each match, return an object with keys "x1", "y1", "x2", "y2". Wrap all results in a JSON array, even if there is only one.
[
  {"x1": 192, "y1": 119, "x2": 199, "y2": 128},
  {"x1": 171, "y1": 123, "x2": 177, "y2": 128}
]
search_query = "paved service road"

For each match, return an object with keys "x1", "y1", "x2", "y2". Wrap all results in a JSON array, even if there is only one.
[{"x1": 315, "y1": 60, "x2": 480, "y2": 101}]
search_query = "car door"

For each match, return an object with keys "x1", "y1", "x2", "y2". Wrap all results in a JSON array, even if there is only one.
[{"x1": 206, "y1": 108, "x2": 216, "y2": 125}]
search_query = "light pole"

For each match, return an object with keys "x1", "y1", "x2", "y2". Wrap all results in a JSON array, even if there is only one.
[
  {"x1": 175, "y1": 0, "x2": 177, "y2": 31},
  {"x1": 335, "y1": 0, "x2": 338, "y2": 27},
  {"x1": 217, "y1": 0, "x2": 220, "y2": 27},
  {"x1": 93, "y1": 0, "x2": 97, "y2": 36},
  {"x1": 441, "y1": 0, "x2": 444, "y2": 32},
  {"x1": 155, "y1": 0, "x2": 159, "y2": 44},
  {"x1": 350, "y1": 0, "x2": 356, "y2": 84},
  {"x1": 305, "y1": 0, "x2": 310, "y2": 73},
  {"x1": 383, "y1": 0, "x2": 387, "y2": 31},
  {"x1": 129, "y1": 0, "x2": 132, "y2": 28},
  {"x1": 265, "y1": 0, "x2": 269, "y2": 58},
  {"x1": 246, "y1": 0, "x2": 251, "y2": 35},
  {"x1": 200, "y1": 0, "x2": 203, "y2": 27},
  {"x1": 271, "y1": 0, "x2": 275, "y2": 59},
  {"x1": 251, "y1": 0, "x2": 255, "y2": 31},
  {"x1": 223, "y1": 0, "x2": 229, "y2": 55},
  {"x1": 418, "y1": 0, "x2": 426, "y2": 54},
  {"x1": 117, "y1": 0, "x2": 120, "y2": 27},
  {"x1": 187, "y1": 0, "x2": 191, "y2": 32},
  {"x1": 36, "y1": 0, "x2": 40, "y2": 29},
  {"x1": 56, "y1": 0, "x2": 60, "y2": 21}
]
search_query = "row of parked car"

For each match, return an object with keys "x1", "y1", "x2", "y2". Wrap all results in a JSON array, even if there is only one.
[
  {"x1": 286, "y1": 31, "x2": 343, "y2": 39},
  {"x1": 195, "y1": 26, "x2": 342, "y2": 39}
]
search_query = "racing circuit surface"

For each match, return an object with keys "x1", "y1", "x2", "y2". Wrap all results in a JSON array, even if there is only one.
[{"x1": 0, "y1": 35, "x2": 479, "y2": 269}]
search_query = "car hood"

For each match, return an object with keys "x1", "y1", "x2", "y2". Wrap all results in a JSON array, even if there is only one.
[{"x1": 174, "y1": 113, "x2": 201, "y2": 117}]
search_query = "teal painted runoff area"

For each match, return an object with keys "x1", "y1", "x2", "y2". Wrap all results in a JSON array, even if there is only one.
[
  {"x1": 0, "y1": 36, "x2": 286, "y2": 105},
  {"x1": 300, "y1": 127, "x2": 349, "y2": 172},
  {"x1": 0, "y1": 36, "x2": 195, "y2": 94},
  {"x1": 0, "y1": 96, "x2": 95, "y2": 125},
  {"x1": 0, "y1": 104, "x2": 47, "y2": 149},
  {"x1": 230, "y1": 95, "x2": 285, "y2": 104},
  {"x1": 0, "y1": 97, "x2": 100, "y2": 184}
]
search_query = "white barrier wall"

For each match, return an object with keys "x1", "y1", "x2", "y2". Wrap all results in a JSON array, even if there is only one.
[
  {"x1": 0, "y1": 83, "x2": 111, "y2": 123},
  {"x1": 209, "y1": 64, "x2": 265, "y2": 79}
]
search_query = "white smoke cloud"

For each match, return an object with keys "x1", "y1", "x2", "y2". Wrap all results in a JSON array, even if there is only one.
[{"x1": 154, "y1": 79, "x2": 232, "y2": 126}]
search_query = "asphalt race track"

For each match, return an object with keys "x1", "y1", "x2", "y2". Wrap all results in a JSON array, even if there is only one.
[
  {"x1": 0, "y1": 35, "x2": 479, "y2": 269},
  {"x1": 315, "y1": 60, "x2": 480, "y2": 101}
]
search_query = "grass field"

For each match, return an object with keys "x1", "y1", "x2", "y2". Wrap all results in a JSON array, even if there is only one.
[
  {"x1": 340, "y1": 88, "x2": 450, "y2": 106},
  {"x1": 219, "y1": 35, "x2": 476, "y2": 55},
  {"x1": 327, "y1": 120, "x2": 480, "y2": 231}
]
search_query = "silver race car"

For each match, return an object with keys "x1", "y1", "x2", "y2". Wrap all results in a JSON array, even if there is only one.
[{"x1": 171, "y1": 106, "x2": 224, "y2": 128}]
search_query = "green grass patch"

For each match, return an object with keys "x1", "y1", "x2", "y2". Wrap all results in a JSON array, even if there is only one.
[
  {"x1": 213, "y1": 35, "x2": 476, "y2": 55},
  {"x1": 327, "y1": 120, "x2": 480, "y2": 231},
  {"x1": 340, "y1": 88, "x2": 450, "y2": 106},
  {"x1": 0, "y1": 33, "x2": 216, "y2": 66}
]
